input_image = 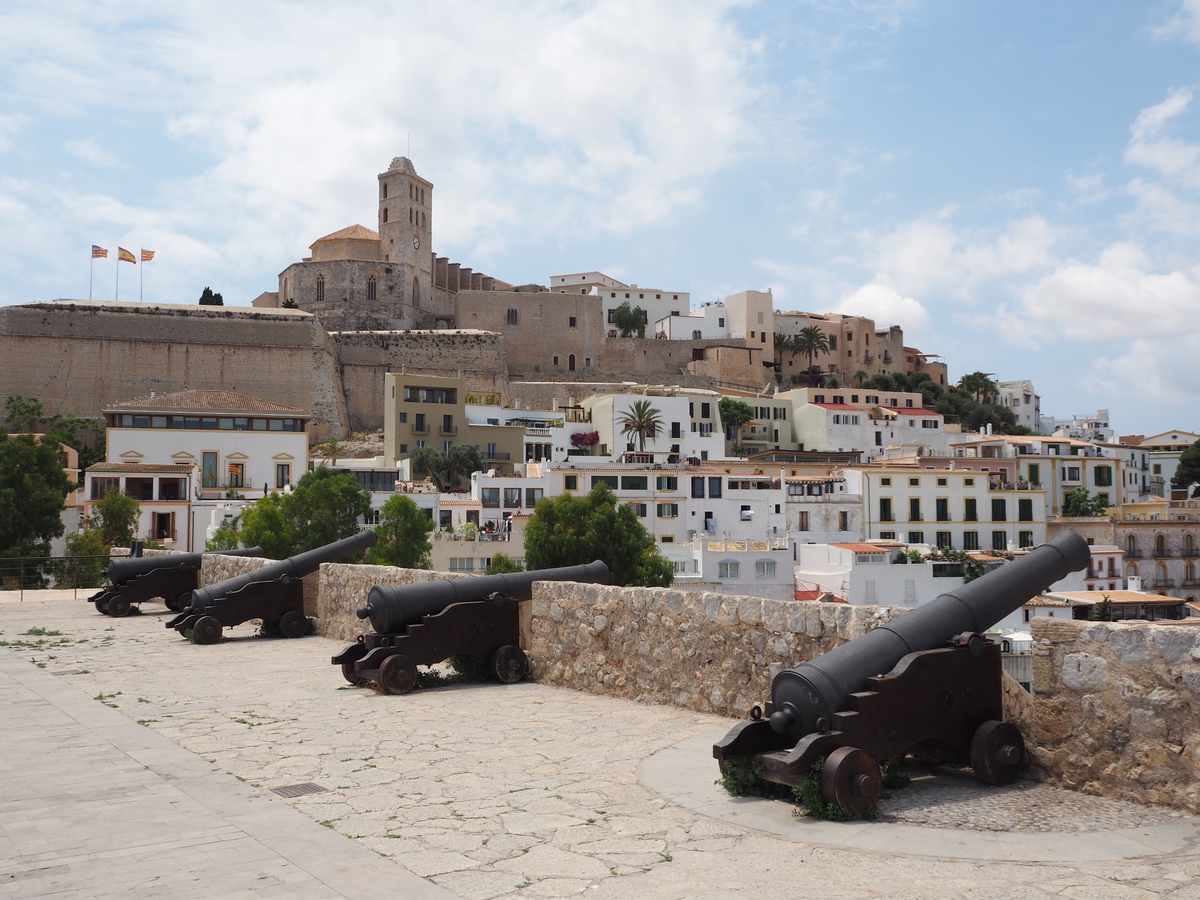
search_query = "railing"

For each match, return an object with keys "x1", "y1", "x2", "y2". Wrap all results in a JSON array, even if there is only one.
[
  {"x1": 412, "y1": 425, "x2": 430, "y2": 434},
  {"x1": 439, "y1": 425, "x2": 459, "y2": 435},
  {"x1": 486, "y1": 452, "x2": 511, "y2": 461},
  {"x1": 526, "y1": 427, "x2": 552, "y2": 436},
  {"x1": 1125, "y1": 550, "x2": 1144, "y2": 558},
  {"x1": 0, "y1": 554, "x2": 114, "y2": 600},
  {"x1": 1147, "y1": 578, "x2": 1176, "y2": 588},
  {"x1": 1182, "y1": 549, "x2": 1199, "y2": 558},
  {"x1": 433, "y1": 532, "x2": 511, "y2": 542}
]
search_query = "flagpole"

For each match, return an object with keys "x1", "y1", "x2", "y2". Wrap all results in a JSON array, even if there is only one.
[
  {"x1": 140, "y1": 250, "x2": 144, "y2": 302},
  {"x1": 115, "y1": 249, "x2": 120, "y2": 302},
  {"x1": 89, "y1": 252, "x2": 94, "y2": 301}
]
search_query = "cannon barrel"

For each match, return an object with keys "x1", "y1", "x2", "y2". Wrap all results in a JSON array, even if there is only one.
[
  {"x1": 768, "y1": 531, "x2": 1091, "y2": 741},
  {"x1": 105, "y1": 547, "x2": 265, "y2": 586},
  {"x1": 188, "y1": 531, "x2": 377, "y2": 609},
  {"x1": 358, "y1": 560, "x2": 610, "y2": 634}
]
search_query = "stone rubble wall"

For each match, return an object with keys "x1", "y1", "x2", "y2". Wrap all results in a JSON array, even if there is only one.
[
  {"x1": 316, "y1": 563, "x2": 473, "y2": 642},
  {"x1": 196, "y1": 554, "x2": 319, "y2": 616},
  {"x1": 1030, "y1": 616, "x2": 1200, "y2": 812},
  {"x1": 528, "y1": 581, "x2": 909, "y2": 719}
]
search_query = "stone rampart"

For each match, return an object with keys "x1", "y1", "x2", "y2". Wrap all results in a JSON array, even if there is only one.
[
  {"x1": 196, "y1": 554, "x2": 319, "y2": 616},
  {"x1": 316, "y1": 563, "x2": 474, "y2": 641},
  {"x1": 1029, "y1": 617, "x2": 1200, "y2": 811},
  {"x1": 332, "y1": 330, "x2": 509, "y2": 431},
  {"x1": 0, "y1": 301, "x2": 349, "y2": 439}
]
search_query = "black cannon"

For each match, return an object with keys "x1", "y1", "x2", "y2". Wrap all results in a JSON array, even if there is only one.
[
  {"x1": 714, "y1": 531, "x2": 1091, "y2": 814},
  {"x1": 167, "y1": 530, "x2": 378, "y2": 643},
  {"x1": 88, "y1": 548, "x2": 265, "y2": 617},
  {"x1": 332, "y1": 560, "x2": 610, "y2": 695}
]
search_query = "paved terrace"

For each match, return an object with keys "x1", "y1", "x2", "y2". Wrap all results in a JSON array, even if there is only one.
[{"x1": 3, "y1": 589, "x2": 1200, "y2": 899}]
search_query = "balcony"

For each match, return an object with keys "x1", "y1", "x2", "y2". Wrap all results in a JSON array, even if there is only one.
[
  {"x1": 526, "y1": 427, "x2": 553, "y2": 436},
  {"x1": 412, "y1": 424, "x2": 430, "y2": 435},
  {"x1": 485, "y1": 452, "x2": 510, "y2": 462},
  {"x1": 1183, "y1": 550, "x2": 1199, "y2": 558},
  {"x1": 439, "y1": 424, "x2": 459, "y2": 436}
]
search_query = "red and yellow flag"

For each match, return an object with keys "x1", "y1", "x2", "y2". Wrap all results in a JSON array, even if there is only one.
[
  {"x1": 140, "y1": 249, "x2": 155, "y2": 262},
  {"x1": 118, "y1": 247, "x2": 136, "y2": 264},
  {"x1": 91, "y1": 245, "x2": 108, "y2": 258}
]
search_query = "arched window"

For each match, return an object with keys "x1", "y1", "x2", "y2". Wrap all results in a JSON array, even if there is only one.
[
  {"x1": 383, "y1": 207, "x2": 388, "y2": 223},
  {"x1": 1126, "y1": 534, "x2": 1137, "y2": 556},
  {"x1": 1185, "y1": 534, "x2": 1195, "y2": 555},
  {"x1": 568, "y1": 354, "x2": 576, "y2": 372},
  {"x1": 1156, "y1": 534, "x2": 1166, "y2": 557},
  {"x1": 421, "y1": 211, "x2": 426, "y2": 229},
  {"x1": 367, "y1": 275, "x2": 377, "y2": 302},
  {"x1": 382, "y1": 183, "x2": 387, "y2": 199},
  {"x1": 315, "y1": 273, "x2": 325, "y2": 302},
  {"x1": 1156, "y1": 563, "x2": 1168, "y2": 586},
  {"x1": 412, "y1": 277, "x2": 420, "y2": 309},
  {"x1": 1185, "y1": 562, "x2": 1196, "y2": 585},
  {"x1": 409, "y1": 207, "x2": 413, "y2": 223},
  {"x1": 1125, "y1": 563, "x2": 1138, "y2": 578}
]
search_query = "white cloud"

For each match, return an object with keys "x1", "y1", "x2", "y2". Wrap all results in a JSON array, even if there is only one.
[
  {"x1": 1152, "y1": 0, "x2": 1200, "y2": 45},
  {"x1": 834, "y1": 282, "x2": 929, "y2": 336},
  {"x1": 65, "y1": 137, "x2": 118, "y2": 167},
  {"x1": 1066, "y1": 172, "x2": 1110, "y2": 205},
  {"x1": 1090, "y1": 334, "x2": 1200, "y2": 407},
  {"x1": 1125, "y1": 87, "x2": 1200, "y2": 188},
  {"x1": 1017, "y1": 242, "x2": 1200, "y2": 342},
  {"x1": 0, "y1": 113, "x2": 23, "y2": 153}
]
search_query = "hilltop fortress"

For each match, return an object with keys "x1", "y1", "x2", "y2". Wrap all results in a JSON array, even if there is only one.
[{"x1": 0, "y1": 157, "x2": 945, "y2": 439}]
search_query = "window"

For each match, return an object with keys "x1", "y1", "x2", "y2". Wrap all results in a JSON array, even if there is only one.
[
  {"x1": 963, "y1": 531, "x2": 979, "y2": 550},
  {"x1": 692, "y1": 477, "x2": 706, "y2": 498},
  {"x1": 708, "y1": 477, "x2": 722, "y2": 498},
  {"x1": 964, "y1": 498, "x2": 978, "y2": 521},
  {"x1": 486, "y1": 442, "x2": 498, "y2": 459},
  {"x1": 275, "y1": 464, "x2": 291, "y2": 488},
  {"x1": 937, "y1": 477, "x2": 948, "y2": 487},
  {"x1": 449, "y1": 558, "x2": 475, "y2": 573},
  {"x1": 504, "y1": 488, "x2": 521, "y2": 507},
  {"x1": 1156, "y1": 534, "x2": 1166, "y2": 557},
  {"x1": 505, "y1": 308, "x2": 519, "y2": 325},
  {"x1": 227, "y1": 462, "x2": 244, "y2": 488},
  {"x1": 1019, "y1": 531, "x2": 1034, "y2": 548},
  {"x1": 564, "y1": 474, "x2": 578, "y2": 491},
  {"x1": 880, "y1": 477, "x2": 891, "y2": 486},
  {"x1": 481, "y1": 488, "x2": 500, "y2": 507},
  {"x1": 1094, "y1": 466, "x2": 1113, "y2": 487},
  {"x1": 630, "y1": 502, "x2": 647, "y2": 517},
  {"x1": 660, "y1": 535, "x2": 674, "y2": 543},
  {"x1": 993, "y1": 531, "x2": 1007, "y2": 551},
  {"x1": 1028, "y1": 463, "x2": 1040, "y2": 486},
  {"x1": 399, "y1": 444, "x2": 408, "y2": 454},
  {"x1": 592, "y1": 475, "x2": 619, "y2": 489},
  {"x1": 922, "y1": 419, "x2": 939, "y2": 429},
  {"x1": 442, "y1": 414, "x2": 454, "y2": 434},
  {"x1": 656, "y1": 476, "x2": 678, "y2": 491},
  {"x1": 719, "y1": 561, "x2": 739, "y2": 579},
  {"x1": 90, "y1": 477, "x2": 120, "y2": 499},
  {"x1": 526, "y1": 488, "x2": 543, "y2": 507},
  {"x1": 1065, "y1": 466, "x2": 1081, "y2": 481},
  {"x1": 367, "y1": 275, "x2": 377, "y2": 302},
  {"x1": 700, "y1": 403, "x2": 711, "y2": 419},
  {"x1": 756, "y1": 560, "x2": 776, "y2": 578},
  {"x1": 797, "y1": 510, "x2": 810, "y2": 531},
  {"x1": 398, "y1": 412, "x2": 407, "y2": 423},
  {"x1": 879, "y1": 498, "x2": 894, "y2": 522},
  {"x1": 569, "y1": 316, "x2": 576, "y2": 327},
  {"x1": 414, "y1": 413, "x2": 426, "y2": 433},
  {"x1": 315, "y1": 272, "x2": 325, "y2": 302},
  {"x1": 936, "y1": 531, "x2": 952, "y2": 549},
  {"x1": 908, "y1": 531, "x2": 924, "y2": 544},
  {"x1": 1018, "y1": 498, "x2": 1034, "y2": 522},
  {"x1": 991, "y1": 498, "x2": 1007, "y2": 522},
  {"x1": 909, "y1": 498, "x2": 921, "y2": 521},
  {"x1": 1153, "y1": 463, "x2": 1162, "y2": 474},
  {"x1": 657, "y1": 503, "x2": 678, "y2": 517}
]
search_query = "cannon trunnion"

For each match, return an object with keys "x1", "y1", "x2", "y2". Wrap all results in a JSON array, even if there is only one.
[
  {"x1": 88, "y1": 547, "x2": 264, "y2": 617},
  {"x1": 333, "y1": 561, "x2": 610, "y2": 694},
  {"x1": 714, "y1": 532, "x2": 1091, "y2": 814},
  {"x1": 166, "y1": 531, "x2": 377, "y2": 643}
]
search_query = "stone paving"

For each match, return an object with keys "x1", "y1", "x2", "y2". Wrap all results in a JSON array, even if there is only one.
[{"x1": 4, "y1": 588, "x2": 1200, "y2": 899}]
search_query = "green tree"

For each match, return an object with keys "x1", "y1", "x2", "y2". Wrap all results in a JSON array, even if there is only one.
[
  {"x1": 240, "y1": 494, "x2": 294, "y2": 559},
  {"x1": 617, "y1": 400, "x2": 663, "y2": 452},
  {"x1": 612, "y1": 301, "x2": 647, "y2": 338},
  {"x1": 198, "y1": 286, "x2": 224, "y2": 306},
  {"x1": 5, "y1": 396, "x2": 107, "y2": 473},
  {"x1": 0, "y1": 433, "x2": 75, "y2": 587},
  {"x1": 4, "y1": 395, "x2": 46, "y2": 433},
  {"x1": 718, "y1": 397, "x2": 755, "y2": 442},
  {"x1": 444, "y1": 443, "x2": 486, "y2": 490},
  {"x1": 281, "y1": 298, "x2": 299, "y2": 309},
  {"x1": 854, "y1": 370, "x2": 869, "y2": 387},
  {"x1": 411, "y1": 446, "x2": 448, "y2": 490},
  {"x1": 319, "y1": 438, "x2": 344, "y2": 466},
  {"x1": 280, "y1": 467, "x2": 371, "y2": 553},
  {"x1": 63, "y1": 528, "x2": 108, "y2": 587},
  {"x1": 524, "y1": 483, "x2": 674, "y2": 587},
  {"x1": 1172, "y1": 439, "x2": 1200, "y2": 498},
  {"x1": 89, "y1": 490, "x2": 142, "y2": 547},
  {"x1": 958, "y1": 371, "x2": 998, "y2": 405},
  {"x1": 1063, "y1": 487, "x2": 1109, "y2": 518},
  {"x1": 485, "y1": 551, "x2": 523, "y2": 575},
  {"x1": 791, "y1": 325, "x2": 830, "y2": 370},
  {"x1": 205, "y1": 523, "x2": 241, "y2": 552},
  {"x1": 366, "y1": 494, "x2": 434, "y2": 569}
]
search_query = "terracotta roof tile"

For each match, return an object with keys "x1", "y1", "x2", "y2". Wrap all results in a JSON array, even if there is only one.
[
  {"x1": 87, "y1": 462, "x2": 196, "y2": 474},
  {"x1": 105, "y1": 390, "x2": 308, "y2": 414},
  {"x1": 310, "y1": 224, "x2": 381, "y2": 246}
]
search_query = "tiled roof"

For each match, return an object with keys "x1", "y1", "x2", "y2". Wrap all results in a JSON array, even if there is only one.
[
  {"x1": 105, "y1": 390, "x2": 308, "y2": 414},
  {"x1": 812, "y1": 403, "x2": 865, "y2": 411},
  {"x1": 1025, "y1": 596, "x2": 1071, "y2": 607},
  {"x1": 1052, "y1": 590, "x2": 1186, "y2": 604},
  {"x1": 87, "y1": 462, "x2": 196, "y2": 474},
  {"x1": 311, "y1": 224, "x2": 380, "y2": 245},
  {"x1": 830, "y1": 542, "x2": 899, "y2": 552},
  {"x1": 786, "y1": 476, "x2": 843, "y2": 484},
  {"x1": 895, "y1": 408, "x2": 941, "y2": 416}
]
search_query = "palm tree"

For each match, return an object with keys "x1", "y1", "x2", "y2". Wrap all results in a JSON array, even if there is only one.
[
  {"x1": 320, "y1": 438, "x2": 344, "y2": 466},
  {"x1": 772, "y1": 332, "x2": 792, "y2": 370},
  {"x1": 791, "y1": 325, "x2": 830, "y2": 371},
  {"x1": 617, "y1": 400, "x2": 663, "y2": 452},
  {"x1": 958, "y1": 372, "x2": 998, "y2": 405},
  {"x1": 854, "y1": 370, "x2": 869, "y2": 387}
]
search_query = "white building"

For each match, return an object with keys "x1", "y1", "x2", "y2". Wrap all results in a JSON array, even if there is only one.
[
  {"x1": 1122, "y1": 430, "x2": 1200, "y2": 499},
  {"x1": 654, "y1": 304, "x2": 728, "y2": 340},
  {"x1": 996, "y1": 379, "x2": 1041, "y2": 433},
  {"x1": 673, "y1": 536, "x2": 795, "y2": 601},
  {"x1": 786, "y1": 475, "x2": 862, "y2": 542},
  {"x1": 1042, "y1": 409, "x2": 1114, "y2": 443},
  {"x1": 85, "y1": 390, "x2": 311, "y2": 551},
  {"x1": 581, "y1": 391, "x2": 728, "y2": 463},
  {"x1": 547, "y1": 271, "x2": 690, "y2": 336},
  {"x1": 792, "y1": 402, "x2": 953, "y2": 461}
]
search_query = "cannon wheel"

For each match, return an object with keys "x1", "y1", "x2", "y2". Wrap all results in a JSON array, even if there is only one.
[
  {"x1": 107, "y1": 596, "x2": 131, "y2": 618},
  {"x1": 377, "y1": 654, "x2": 417, "y2": 695},
  {"x1": 340, "y1": 662, "x2": 368, "y2": 687},
  {"x1": 166, "y1": 592, "x2": 189, "y2": 612},
  {"x1": 970, "y1": 720, "x2": 1025, "y2": 786},
  {"x1": 94, "y1": 598, "x2": 110, "y2": 615},
  {"x1": 820, "y1": 746, "x2": 881, "y2": 816},
  {"x1": 278, "y1": 611, "x2": 308, "y2": 639},
  {"x1": 489, "y1": 645, "x2": 529, "y2": 684},
  {"x1": 193, "y1": 616, "x2": 222, "y2": 645}
]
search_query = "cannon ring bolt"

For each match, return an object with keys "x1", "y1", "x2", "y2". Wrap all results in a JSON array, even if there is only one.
[
  {"x1": 816, "y1": 717, "x2": 830, "y2": 734},
  {"x1": 749, "y1": 704, "x2": 763, "y2": 721}
]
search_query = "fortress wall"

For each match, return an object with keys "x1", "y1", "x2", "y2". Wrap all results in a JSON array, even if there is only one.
[
  {"x1": 0, "y1": 301, "x2": 349, "y2": 440},
  {"x1": 332, "y1": 330, "x2": 510, "y2": 432}
]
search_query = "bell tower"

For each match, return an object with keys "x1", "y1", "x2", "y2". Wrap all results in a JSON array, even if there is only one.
[{"x1": 377, "y1": 157, "x2": 434, "y2": 321}]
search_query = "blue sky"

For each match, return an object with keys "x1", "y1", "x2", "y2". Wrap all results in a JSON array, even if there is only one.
[{"x1": 1, "y1": 1, "x2": 1198, "y2": 435}]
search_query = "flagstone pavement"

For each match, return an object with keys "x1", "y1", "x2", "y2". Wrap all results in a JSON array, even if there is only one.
[{"x1": 3, "y1": 588, "x2": 1200, "y2": 899}]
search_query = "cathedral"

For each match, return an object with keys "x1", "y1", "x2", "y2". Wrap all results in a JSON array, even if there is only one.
[{"x1": 264, "y1": 157, "x2": 509, "y2": 331}]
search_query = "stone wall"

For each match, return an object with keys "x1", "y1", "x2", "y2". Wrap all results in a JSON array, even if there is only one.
[
  {"x1": 1029, "y1": 616, "x2": 1200, "y2": 811},
  {"x1": 529, "y1": 581, "x2": 908, "y2": 719},
  {"x1": 316, "y1": 563, "x2": 474, "y2": 641},
  {"x1": 196, "y1": 554, "x2": 320, "y2": 616},
  {"x1": 0, "y1": 301, "x2": 349, "y2": 439},
  {"x1": 333, "y1": 330, "x2": 510, "y2": 432}
]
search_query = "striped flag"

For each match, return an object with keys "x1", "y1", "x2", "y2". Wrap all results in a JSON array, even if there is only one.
[
  {"x1": 91, "y1": 245, "x2": 108, "y2": 258},
  {"x1": 118, "y1": 247, "x2": 136, "y2": 264},
  {"x1": 140, "y1": 249, "x2": 155, "y2": 262}
]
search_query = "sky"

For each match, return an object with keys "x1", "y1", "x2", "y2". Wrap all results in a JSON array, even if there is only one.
[{"x1": 1, "y1": 0, "x2": 1198, "y2": 436}]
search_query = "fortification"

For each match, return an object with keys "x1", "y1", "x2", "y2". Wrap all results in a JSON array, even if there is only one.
[{"x1": 0, "y1": 301, "x2": 350, "y2": 439}]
